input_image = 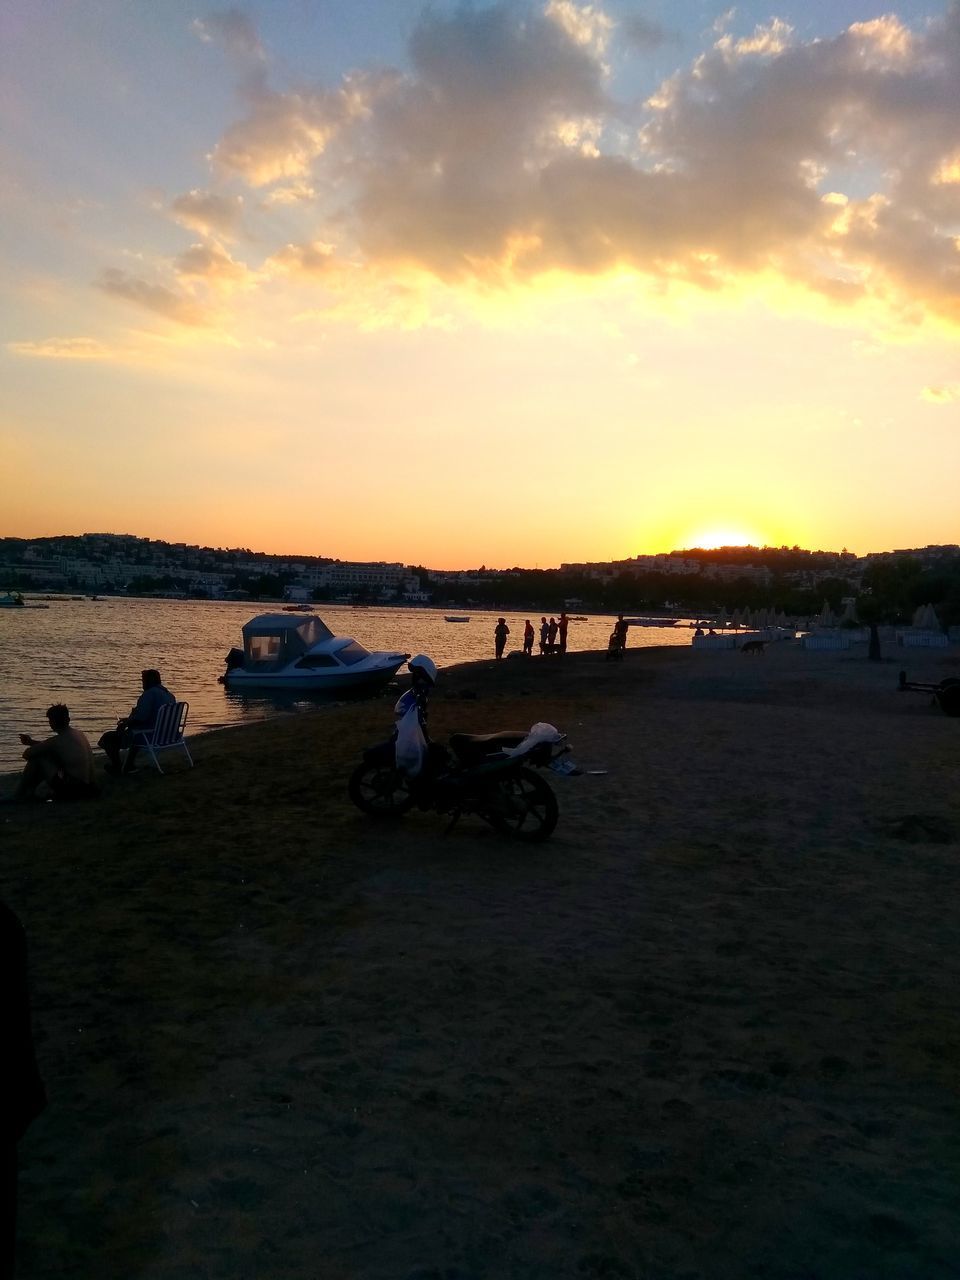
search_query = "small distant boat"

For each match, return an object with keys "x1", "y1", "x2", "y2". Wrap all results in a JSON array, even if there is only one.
[
  {"x1": 625, "y1": 617, "x2": 678, "y2": 627},
  {"x1": 445, "y1": 616, "x2": 471, "y2": 623},
  {"x1": 282, "y1": 604, "x2": 313, "y2": 612},
  {"x1": 1, "y1": 593, "x2": 48, "y2": 609},
  {"x1": 220, "y1": 613, "x2": 408, "y2": 691}
]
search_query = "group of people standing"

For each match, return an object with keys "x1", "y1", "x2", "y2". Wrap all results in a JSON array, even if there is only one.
[{"x1": 493, "y1": 613, "x2": 570, "y2": 659}]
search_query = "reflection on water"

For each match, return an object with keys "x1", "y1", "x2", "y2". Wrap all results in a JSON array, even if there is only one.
[
  {"x1": 0, "y1": 598, "x2": 692, "y2": 772},
  {"x1": 219, "y1": 682, "x2": 399, "y2": 719}
]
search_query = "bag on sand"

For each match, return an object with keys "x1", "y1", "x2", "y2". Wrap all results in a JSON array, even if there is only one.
[{"x1": 395, "y1": 701, "x2": 427, "y2": 777}]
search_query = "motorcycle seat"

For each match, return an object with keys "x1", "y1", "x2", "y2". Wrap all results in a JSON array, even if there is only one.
[{"x1": 449, "y1": 730, "x2": 526, "y2": 760}]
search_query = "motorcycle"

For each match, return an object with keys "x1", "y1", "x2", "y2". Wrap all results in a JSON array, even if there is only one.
[{"x1": 348, "y1": 723, "x2": 578, "y2": 842}]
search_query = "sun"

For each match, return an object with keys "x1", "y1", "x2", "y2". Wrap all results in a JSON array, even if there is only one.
[{"x1": 682, "y1": 526, "x2": 761, "y2": 551}]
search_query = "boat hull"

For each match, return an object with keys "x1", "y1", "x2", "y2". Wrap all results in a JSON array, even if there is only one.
[{"x1": 223, "y1": 663, "x2": 404, "y2": 692}]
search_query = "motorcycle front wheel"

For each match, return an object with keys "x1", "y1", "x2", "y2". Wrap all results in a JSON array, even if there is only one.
[
  {"x1": 348, "y1": 761, "x2": 416, "y2": 818},
  {"x1": 485, "y1": 767, "x2": 559, "y2": 842}
]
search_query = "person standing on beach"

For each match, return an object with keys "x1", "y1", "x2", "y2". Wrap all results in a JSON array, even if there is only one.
[
  {"x1": 522, "y1": 620, "x2": 535, "y2": 656},
  {"x1": 539, "y1": 617, "x2": 549, "y2": 655},
  {"x1": 558, "y1": 612, "x2": 569, "y2": 655},
  {"x1": 98, "y1": 669, "x2": 175, "y2": 775},
  {"x1": 494, "y1": 618, "x2": 510, "y2": 660},
  {"x1": 615, "y1": 614, "x2": 629, "y2": 655},
  {"x1": 10, "y1": 704, "x2": 97, "y2": 802}
]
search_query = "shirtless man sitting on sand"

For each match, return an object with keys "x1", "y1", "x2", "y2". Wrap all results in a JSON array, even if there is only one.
[{"x1": 9, "y1": 704, "x2": 98, "y2": 802}]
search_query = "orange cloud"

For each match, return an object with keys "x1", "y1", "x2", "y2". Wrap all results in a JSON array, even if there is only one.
[
  {"x1": 7, "y1": 337, "x2": 114, "y2": 360},
  {"x1": 170, "y1": 189, "x2": 244, "y2": 237},
  {"x1": 96, "y1": 269, "x2": 211, "y2": 326}
]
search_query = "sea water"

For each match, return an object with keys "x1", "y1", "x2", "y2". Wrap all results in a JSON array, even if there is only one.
[{"x1": 0, "y1": 598, "x2": 691, "y2": 773}]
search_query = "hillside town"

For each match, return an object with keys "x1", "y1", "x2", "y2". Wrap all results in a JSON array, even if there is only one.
[{"x1": 1, "y1": 533, "x2": 959, "y2": 622}]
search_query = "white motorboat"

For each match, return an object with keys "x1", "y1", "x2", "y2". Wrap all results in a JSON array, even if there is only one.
[{"x1": 220, "y1": 613, "x2": 408, "y2": 691}]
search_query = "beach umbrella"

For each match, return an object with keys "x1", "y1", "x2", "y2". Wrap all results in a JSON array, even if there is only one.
[
  {"x1": 716, "y1": 606, "x2": 729, "y2": 629},
  {"x1": 818, "y1": 600, "x2": 835, "y2": 627},
  {"x1": 911, "y1": 604, "x2": 926, "y2": 628},
  {"x1": 921, "y1": 603, "x2": 941, "y2": 630},
  {"x1": 731, "y1": 608, "x2": 742, "y2": 628}
]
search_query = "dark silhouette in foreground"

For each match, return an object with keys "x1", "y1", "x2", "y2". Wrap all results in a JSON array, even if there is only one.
[{"x1": 0, "y1": 902, "x2": 46, "y2": 1279}]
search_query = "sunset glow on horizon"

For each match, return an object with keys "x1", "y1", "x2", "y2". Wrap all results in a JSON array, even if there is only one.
[
  {"x1": 3, "y1": 1, "x2": 959, "y2": 569},
  {"x1": 680, "y1": 529, "x2": 765, "y2": 553}
]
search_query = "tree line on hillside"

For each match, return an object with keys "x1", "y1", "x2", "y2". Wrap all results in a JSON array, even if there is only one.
[
  {"x1": 430, "y1": 555, "x2": 960, "y2": 626},
  {"x1": 5, "y1": 546, "x2": 958, "y2": 627}
]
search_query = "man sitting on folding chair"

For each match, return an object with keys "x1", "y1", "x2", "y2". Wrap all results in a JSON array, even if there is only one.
[{"x1": 98, "y1": 669, "x2": 176, "y2": 776}]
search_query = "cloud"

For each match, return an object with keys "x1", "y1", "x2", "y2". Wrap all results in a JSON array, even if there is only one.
[
  {"x1": 262, "y1": 182, "x2": 316, "y2": 206},
  {"x1": 620, "y1": 14, "x2": 679, "y2": 52},
  {"x1": 191, "y1": 8, "x2": 264, "y2": 62},
  {"x1": 126, "y1": 2, "x2": 960, "y2": 331},
  {"x1": 175, "y1": 241, "x2": 252, "y2": 287},
  {"x1": 7, "y1": 337, "x2": 114, "y2": 360},
  {"x1": 96, "y1": 269, "x2": 210, "y2": 325},
  {"x1": 170, "y1": 190, "x2": 244, "y2": 237},
  {"x1": 921, "y1": 384, "x2": 960, "y2": 404},
  {"x1": 211, "y1": 81, "x2": 374, "y2": 186},
  {"x1": 544, "y1": 1, "x2": 613, "y2": 57},
  {"x1": 267, "y1": 240, "x2": 337, "y2": 278}
]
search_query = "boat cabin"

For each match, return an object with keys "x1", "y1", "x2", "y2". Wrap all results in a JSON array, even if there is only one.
[{"x1": 240, "y1": 613, "x2": 335, "y2": 671}]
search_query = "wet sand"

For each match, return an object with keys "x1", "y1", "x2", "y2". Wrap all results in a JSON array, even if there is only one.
[{"x1": 4, "y1": 642, "x2": 960, "y2": 1278}]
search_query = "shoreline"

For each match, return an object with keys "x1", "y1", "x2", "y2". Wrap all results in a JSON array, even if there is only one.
[
  {"x1": 2, "y1": 637, "x2": 951, "y2": 788},
  {"x1": 0, "y1": 643, "x2": 664, "y2": 784}
]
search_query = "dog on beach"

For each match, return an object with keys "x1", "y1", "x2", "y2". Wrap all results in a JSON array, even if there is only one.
[{"x1": 740, "y1": 639, "x2": 766, "y2": 655}]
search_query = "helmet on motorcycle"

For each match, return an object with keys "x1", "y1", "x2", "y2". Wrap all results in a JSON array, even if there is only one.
[{"x1": 408, "y1": 653, "x2": 437, "y2": 685}]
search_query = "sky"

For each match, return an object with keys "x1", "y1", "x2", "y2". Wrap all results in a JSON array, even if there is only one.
[{"x1": 2, "y1": 0, "x2": 959, "y2": 568}]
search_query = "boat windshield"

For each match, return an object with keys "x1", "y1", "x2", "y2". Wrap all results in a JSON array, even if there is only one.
[{"x1": 336, "y1": 640, "x2": 370, "y2": 667}]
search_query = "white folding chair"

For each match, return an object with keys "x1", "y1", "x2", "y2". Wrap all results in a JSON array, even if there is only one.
[{"x1": 127, "y1": 701, "x2": 194, "y2": 774}]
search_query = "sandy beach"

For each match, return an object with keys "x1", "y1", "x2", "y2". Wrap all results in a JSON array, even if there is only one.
[{"x1": 3, "y1": 642, "x2": 959, "y2": 1279}]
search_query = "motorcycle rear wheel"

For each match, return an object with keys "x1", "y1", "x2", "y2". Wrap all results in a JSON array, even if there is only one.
[
  {"x1": 486, "y1": 767, "x2": 559, "y2": 842},
  {"x1": 348, "y1": 761, "x2": 416, "y2": 818}
]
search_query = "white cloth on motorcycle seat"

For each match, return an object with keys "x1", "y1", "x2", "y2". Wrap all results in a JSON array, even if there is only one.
[
  {"x1": 395, "y1": 701, "x2": 427, "y2": 776},
  {"x1": 502, "y1": 722, "x2": 563, "y2": 757}
]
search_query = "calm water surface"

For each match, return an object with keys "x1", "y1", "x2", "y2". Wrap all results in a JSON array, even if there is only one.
[{"x1": 0, "y1": 599, "x2": 692, "y2": 772}]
